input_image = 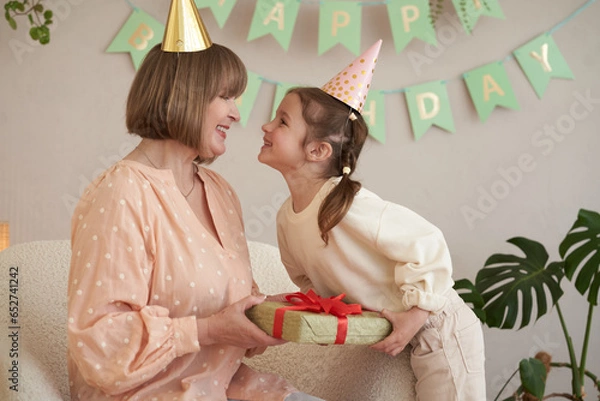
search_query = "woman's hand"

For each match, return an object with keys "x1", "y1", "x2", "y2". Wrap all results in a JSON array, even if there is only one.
[
  {"x1": 370, "y1": 307, "x2": 430, "y2": 357},
  {"x1": 264, "y1": 292, "x2": 292, "y2": 302},
  {"x1": 245, "y1": 346, "x2": 267, "y2": 358},
  {"x1": 197, "y1": 295, "x2": 287, "y2": 349}
]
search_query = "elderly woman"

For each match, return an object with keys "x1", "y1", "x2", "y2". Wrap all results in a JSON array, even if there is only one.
[{"x1": 66, "y1": 4, "x2": 323, "y2": 399}]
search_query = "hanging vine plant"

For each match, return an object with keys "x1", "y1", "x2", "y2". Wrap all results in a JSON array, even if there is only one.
[
  {"x1": 457, "y1": 0, "x2": 493, "y2": 34},
  {"x1": 429, "y1": 0, "x2": 446, "y2": 27},
  {"x1": 4, "y1": 0, "x2": 53, "y2": 44}
]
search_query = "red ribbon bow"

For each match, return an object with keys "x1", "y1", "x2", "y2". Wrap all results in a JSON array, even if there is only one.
[{"x1": 272, "y1": 290, "x2": 362, "y2": 344}]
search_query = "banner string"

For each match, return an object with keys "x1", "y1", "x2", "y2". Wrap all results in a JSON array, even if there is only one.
[
  {"x1": 124, "y1": 0, "x2": 139, "y2": 12},
  {"x1": 122, "y1": 0, "x2": 596, "y2": 93}
]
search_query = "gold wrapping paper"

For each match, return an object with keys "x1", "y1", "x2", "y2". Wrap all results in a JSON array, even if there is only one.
[{"x1": 246, "y1": 301, "x2": 392, "y2": 345}]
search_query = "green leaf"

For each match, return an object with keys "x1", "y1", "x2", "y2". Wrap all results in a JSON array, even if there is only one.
[
  {"x1": 38, "y1": 24, "x2": 49, "y2": 44},
  {"x1": 27, "y1": 12, "x2": 32, "y2": 24},
  {"x1": 15, "y1": 2, "x2": 25, "y2": 12},
  {"x1": 453, "y1": 278, "x2": 486, "y2": 322},
  {"x1": 475, "y1": 237, "x2": 564, "y2": 329},
  {"x1": 8, "y1": 15, "x2": 16, "y2": 29},
  {"x1": 559, "y1": 209, "x2": 600, "y2": 305},
  {"x1": 43, "y1": 9, "x2": 52, "y2": 19},
  {"x1": 33, "y1": 3, "x2": 43, "y2": 12},
  {"x1": 29, "y1": 26, "x2": 39, "y2": 40},
  {"x1": 519, "y1": 358, "x2": 547, "y2": 400}
]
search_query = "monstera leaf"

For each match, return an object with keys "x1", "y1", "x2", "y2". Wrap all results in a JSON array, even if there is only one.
[
  {"x1": 559, "y1": 209, "x2": 600, "y2": 306},
  {"x1": 475, "y1": 237, "x2": 564, "y2": 329},
  {"x1": 454, "y1": 278, "x2": 486, "y2": 322}
]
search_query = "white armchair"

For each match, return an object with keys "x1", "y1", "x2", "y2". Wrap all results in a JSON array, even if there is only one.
[{"x1": 0, "y1": 240, "x2": 415, "y2": 401}]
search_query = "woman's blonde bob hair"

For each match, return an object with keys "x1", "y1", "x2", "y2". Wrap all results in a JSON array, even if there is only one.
[{"x1": 126, "y1": 43, "x2": 247, "y2": 163}]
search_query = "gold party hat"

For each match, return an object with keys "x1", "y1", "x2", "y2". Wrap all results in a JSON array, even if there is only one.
[
  {"x1": 162, "y1": 0, "x2": 212, "y2": 52},
  {"x1": 321, "y1": 40, "x2": 382, "y2": 114}
]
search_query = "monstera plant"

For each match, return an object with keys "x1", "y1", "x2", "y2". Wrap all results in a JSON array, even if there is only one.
[{"x1": 455, "y1": 208, "x2": 600, "y2": 400}]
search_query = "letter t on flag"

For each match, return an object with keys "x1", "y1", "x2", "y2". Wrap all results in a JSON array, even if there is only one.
[
  {"x1": 405, "y1": 81, "x2": 455, "y2": 140},
  {"x1": 106, "y1": 9, "x2": 164, "y2": 70},
  {"x1": 513, "y1": 33, "x2": 574, "y2": 99}
]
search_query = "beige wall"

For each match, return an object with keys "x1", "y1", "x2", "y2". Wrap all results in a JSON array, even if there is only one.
[{"x1": 1, "y1": 0, "x2": 599, "y2": 398}]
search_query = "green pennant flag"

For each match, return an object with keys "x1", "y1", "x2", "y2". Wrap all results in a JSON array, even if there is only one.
[
  {"x1": 451, "y1": 0, "x2": 504, "y2": 35},
  {"x1": 464, "y1": 62, "x2": 519, "y2": 122},
  {"x1": 513, "y1": 33, "x2": 574, "y2": 99},
  {"x1": 386, "y1": 0, "x2": 437, "y2": 53},
  {"x1": 362, "y1": 90, "x2": 386, "y2": 144},
  {"x1": 271, "y1": 82, "x2": 297, "y2": 120},
  {"x1": 318, "y1": 1, "x2": 362, "y2": 55},
  {"x1": 195, "y1": 0, "x2": 237, "y2": 28},
  {"x1": 106, "y1": 10, "x2": 164, "y2": 70},
  {"x1": 236, "y1": 71, "x2": 262, "y2": 127},
  {"x1": 248, "y1": 0, "x2": 300, "y2": 51},
  {"x1": 405, "y1": 81, "x2": 455, "y2": 140}
]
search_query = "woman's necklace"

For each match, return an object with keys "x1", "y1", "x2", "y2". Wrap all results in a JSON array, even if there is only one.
[{"x1": 138, "y1": 147, "x2": 197, "y2": 199}]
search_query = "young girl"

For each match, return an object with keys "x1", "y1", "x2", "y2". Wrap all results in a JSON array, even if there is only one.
[{"x1": 258, "y1": 41, "x2": 486, "y2": 400}]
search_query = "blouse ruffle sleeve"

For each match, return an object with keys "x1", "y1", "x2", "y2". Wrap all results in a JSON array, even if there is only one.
[
  {"x1": 67, "y1": 170, "x2": 200, "y2": 395},
  {"x1": 374, "y1": 202, "x2": 453, "y2": 313}
]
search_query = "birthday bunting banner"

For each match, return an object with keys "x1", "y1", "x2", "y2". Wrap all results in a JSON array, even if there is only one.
[
  {"x1": 247, "y1": 0, "x2": 300, "y2": 51},
  {"x1": 513, "y1": 33, "x2": 575, "y2": 99},
  {"x1": 318, "y1": 1, "x2": 362, "y2": 55},
  {"x1": 194, "y1": 0, "x2": 238, "y2": 28},
  {"x1": 107, "y1": 0, "x2": 594, "y2": 142},
  {"x1": 405, "y1": 81, "x2": 455, "y2": 141},
  {"x1": 387, "y1": 0, "x2": 437, "y2": 54},
  {"x1": 106, "y1": 9, "x2": 164, "y2": 70},
  {"x1": 463, "y1": 61, "x2": 520, "y2": 122}
]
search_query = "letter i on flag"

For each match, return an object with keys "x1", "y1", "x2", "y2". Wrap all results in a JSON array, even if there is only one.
[
  {"x1": 247, "y1": 0, "x2": 301, "y2": 51},
  {"x1": 195, "y1": 0, "x2": 237, "y2": 28},
  {"x1": 318, "y1": 1, "x2": 362, "y2": 55},
  {"x1": 106, "y1": 9, "x2": 164, "y2": 70},
  {"x1": 386, "y1": 0, "x2": 437, "y2": 53},
  {"x1": 405, "y1": 81, "x2": 455, "y2": 140},
  {"x1": 464, "y1": 61, "x2": 519, "y2": 122},
  {"x1": 513, "y1": 33, "x2": 574, "y2": 99}
]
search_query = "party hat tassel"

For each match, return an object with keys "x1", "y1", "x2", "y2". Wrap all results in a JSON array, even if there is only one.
[
  {"x1": 162, "y1": 0, "x2": 212, "y2": 52},
  {"x1": 321, "y1": 39, "x2": 382, "y2": 114}
]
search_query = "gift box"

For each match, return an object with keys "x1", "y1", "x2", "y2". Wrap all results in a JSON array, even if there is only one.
[{"x1": 246, "y1": 291, "x2": 392, "y2": 345}]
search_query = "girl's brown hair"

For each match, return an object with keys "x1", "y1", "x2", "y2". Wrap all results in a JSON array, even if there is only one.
[
  {"x1": 126, "y1": 43, "x2": 247, "y2": 163},
  {"x1": 288, "y1": 87, "x2": 369, "y2": 244}
]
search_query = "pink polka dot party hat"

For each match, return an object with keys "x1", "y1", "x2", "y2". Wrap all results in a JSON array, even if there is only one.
[{"x1": 320, "y1": 39, "x2": 382, "y2": 114}]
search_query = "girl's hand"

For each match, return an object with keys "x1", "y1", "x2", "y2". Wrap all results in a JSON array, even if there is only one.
[
  {"x1": 370, "y1": 307, "x2": 430, "y2": 357},
  {"x1": 197, "y1": 295, "x2": 287, "y2": 349}
]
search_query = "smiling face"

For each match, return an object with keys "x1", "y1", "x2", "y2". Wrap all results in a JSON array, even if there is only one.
[
  {"x1": 258, "y1": 93, "x2": 310, "y2": 174},
  {"x1": 200, "y1": 94, "x2": 241, "y2": 159}
]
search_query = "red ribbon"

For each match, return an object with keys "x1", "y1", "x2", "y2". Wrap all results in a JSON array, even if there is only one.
[{"x1": 272, "y1": 290, "x2": 362, "y2": 344}]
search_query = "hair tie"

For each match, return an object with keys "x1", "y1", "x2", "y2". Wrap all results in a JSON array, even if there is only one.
[
  {"x1": 349, "y1": 112, "x2": 357, "y2": 121},
  {"x1": 342, "y1": 166, "x2": 351, "y2": 175}
]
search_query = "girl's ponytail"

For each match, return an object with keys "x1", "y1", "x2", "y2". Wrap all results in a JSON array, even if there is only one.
[
  {"x1": 318, "y1": 115, "x2": 367, "y2": 244},
  {"x1": 288, "y1": 87, "x2": 369, "y2": 244}
]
